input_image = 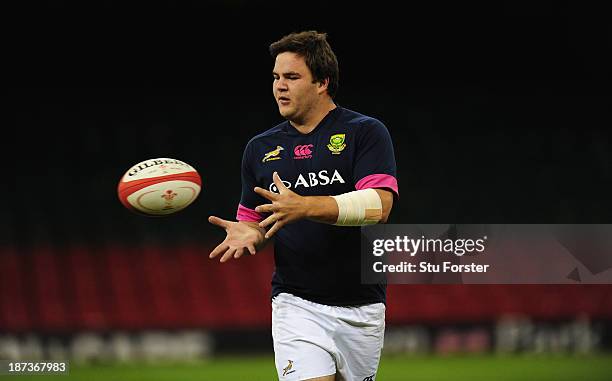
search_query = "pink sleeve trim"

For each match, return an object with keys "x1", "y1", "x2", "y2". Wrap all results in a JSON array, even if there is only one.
[
  {"x1": 236, "y1": 203, "x2": 265, "y2": 222},
  {"x1": 355, "y1": 174, "x2": 399, "y2": 196}
]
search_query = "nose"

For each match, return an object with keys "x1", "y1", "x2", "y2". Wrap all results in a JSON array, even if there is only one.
[{"x1": 274, "y1": 78, "x2": 288, "y2": 92}]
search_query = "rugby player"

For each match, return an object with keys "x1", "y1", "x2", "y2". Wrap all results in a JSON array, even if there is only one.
[{"x1": 209, "y1": 31, "x2": 398, "y2": 381}]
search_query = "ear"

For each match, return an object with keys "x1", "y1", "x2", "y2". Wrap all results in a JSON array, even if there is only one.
[{"x1": 317, "y1": 78, "x2": 330, "y2": 95}]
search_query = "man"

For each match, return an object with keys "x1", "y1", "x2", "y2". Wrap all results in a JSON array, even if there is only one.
[{"x1": 209, "y1": 31, "x2": 398, "y2": 381}]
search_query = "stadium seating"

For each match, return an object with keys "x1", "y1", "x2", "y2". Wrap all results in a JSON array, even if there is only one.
[{"x1": 1, "y1": 244, "x2": 611, "y2": 332}]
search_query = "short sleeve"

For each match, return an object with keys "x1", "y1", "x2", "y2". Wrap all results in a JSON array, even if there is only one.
[
  {"x1": 236, "y1": 141, "x2": 266, "y2": 222},
  {"x1": 353, "y1": 119, "x2": 399, "y2": 197}
]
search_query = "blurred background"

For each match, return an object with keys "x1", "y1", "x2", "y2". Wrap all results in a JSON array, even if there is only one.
[{"x1": 2, "y1": 1, "x2": 612, "y2": 380}]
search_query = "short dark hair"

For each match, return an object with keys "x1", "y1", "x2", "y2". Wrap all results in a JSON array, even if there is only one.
[{"x1": 269, "y1": 31, "x2": 339, "y2": 98}]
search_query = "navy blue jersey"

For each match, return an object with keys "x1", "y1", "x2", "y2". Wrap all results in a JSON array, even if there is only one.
[{"x1": 237, "y1": 106, "x2": 398, "y2": 306}]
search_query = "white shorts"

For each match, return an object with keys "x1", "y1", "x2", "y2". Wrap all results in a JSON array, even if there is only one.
[{"x1": 272, "y1": 293, "x2": 385, "y2": 381}]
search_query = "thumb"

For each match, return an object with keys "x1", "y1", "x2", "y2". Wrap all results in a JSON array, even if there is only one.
[{"x1": 208, "y1": 216, "x2": 230, "y2": 229}]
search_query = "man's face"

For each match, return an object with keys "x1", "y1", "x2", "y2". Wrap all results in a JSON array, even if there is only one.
[{"x1": 272, "y1": 52, "x2": 323, "y2": 122}]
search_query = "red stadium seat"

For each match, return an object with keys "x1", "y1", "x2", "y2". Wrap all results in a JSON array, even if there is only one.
[
  {"x1": 0, "y1": 247, "x2": 32, "y2": 332},
  {"x1": 1, "y1": 243, "x2": 611, "y2": 332}
]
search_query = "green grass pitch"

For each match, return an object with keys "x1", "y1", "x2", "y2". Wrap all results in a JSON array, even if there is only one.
[{"x1": 5, "y1": 355, "x2": 612, "y2": 380}]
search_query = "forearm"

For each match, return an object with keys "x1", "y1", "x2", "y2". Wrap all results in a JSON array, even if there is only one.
[
  {"x1": 254, "y1": 173, "x2": 394, "y2": 237},
  {"x1": 303, "y1": 189, "x2": 393, "y2": 225},
  {"x1": 303, "y1": 196, "x2": 339, "y2": 224}
]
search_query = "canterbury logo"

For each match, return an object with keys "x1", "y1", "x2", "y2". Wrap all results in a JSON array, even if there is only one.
[
  {"x1": 293, "y1": 144, "x2": 313, "y2": 159},
  {"x1": 363, "y1": 375, "x2": 375, "y2": 381},
  {"x1": 282, "y1": 360, "x2": 295, "y2": 376}
]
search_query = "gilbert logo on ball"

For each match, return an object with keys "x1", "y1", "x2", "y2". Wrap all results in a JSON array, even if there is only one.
[{"x1": 117, "y1": 158, "x2": 201, "y2": 216}]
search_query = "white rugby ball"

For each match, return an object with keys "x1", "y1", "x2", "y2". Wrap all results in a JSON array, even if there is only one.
[{"x1": 117, "y1": 158, "x2": 201, "y2": 216}]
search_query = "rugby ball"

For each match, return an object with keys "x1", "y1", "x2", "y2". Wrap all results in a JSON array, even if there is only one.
[{"x1": 117, "y1": 158, "x2": 201, "y2": 216}]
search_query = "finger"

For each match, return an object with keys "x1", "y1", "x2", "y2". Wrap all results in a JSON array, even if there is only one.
[
  {"x1": 255, "y1": 203, "x2": 275, "y2": 213},
  {"x1": 247, "y1": 244, "x2": 256, "y2": 255},
  {"x1": 273, "y1": 172, "x2": 289, "y2": 193},
  {"x1": 265, "y1": 220, "x2": 284, "y2": 239},
  {"x1": 259, "y1": 213, "x2": 279, "y2": 229},
  {"x1": 209, "y1": 242, "x2": 228, "y2": 259},
  {"x1": 234, "y1": 247, "x2": 245, "y2": 259},
  {"x1": 209, "y1": 216, "x2": 230, "y2": 229},
  {"x1": 254, "y1": 186, "x2": 278, "y2": 201},
  {"x1": 220, "y1": 247, "x2": 237, "y2": 263}
]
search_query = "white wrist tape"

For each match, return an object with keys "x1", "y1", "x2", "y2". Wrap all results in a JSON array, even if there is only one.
[{"x1": 331, "y1": 188, "x2": 383, "y2": 226}]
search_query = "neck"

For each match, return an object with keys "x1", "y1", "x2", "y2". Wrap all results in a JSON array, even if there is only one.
[{"x1": 291, "y1": 99, "x2": 337, "y2": 134}]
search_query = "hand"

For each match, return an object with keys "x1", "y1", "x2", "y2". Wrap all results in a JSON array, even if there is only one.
[
  {"x1": 208, "y1": 216, "x2": 265, "y2": 263},
  {"x1": 254, "y1": 172, "x2": 309, "y2": 239}
]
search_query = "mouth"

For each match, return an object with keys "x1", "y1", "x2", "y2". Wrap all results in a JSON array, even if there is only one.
[{"x1": 278, "y1": 96, "x2": 290, "y2": 106}]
